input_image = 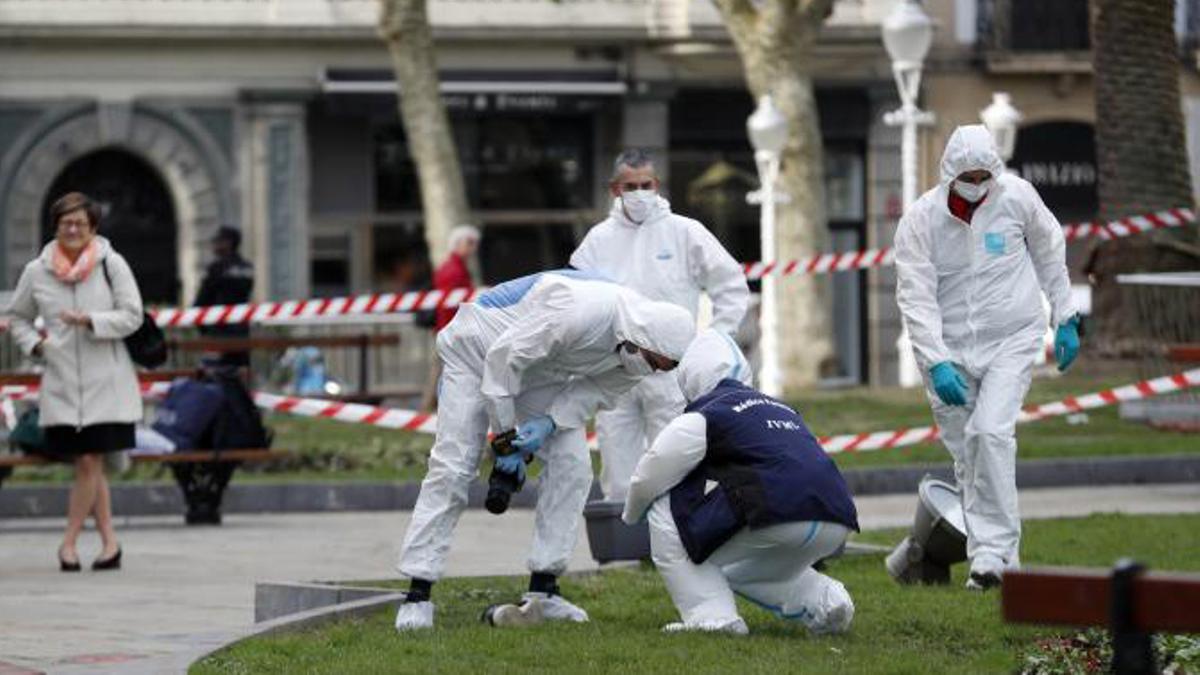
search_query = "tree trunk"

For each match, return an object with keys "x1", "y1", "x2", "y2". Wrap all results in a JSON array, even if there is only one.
[
  {"x1": 714, "y1": 0, "x2": 836, "y2": 390},
  {"x1": 379, "y1": 0, "x2": 471, "y2": 266},
  {"x1": 1090, "y1": 0, "x2": 1196, "y2": 351}
]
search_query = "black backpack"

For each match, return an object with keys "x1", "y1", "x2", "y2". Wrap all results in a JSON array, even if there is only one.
[
  {"x1": 101, "y1": 258, "x2": 168, "y2": 369},
  {"x1": 206, "y1": 366, "x2": 271, "y2": 450}
]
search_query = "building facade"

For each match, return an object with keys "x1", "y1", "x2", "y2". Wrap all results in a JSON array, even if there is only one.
[{"x1": 1, "y1": 0, "x2": 1197, "y2": 386}]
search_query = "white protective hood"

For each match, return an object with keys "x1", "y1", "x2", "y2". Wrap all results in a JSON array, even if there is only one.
[
  {"x1": 613, "y1": 289, "x2": 695, "y2": 361},
  {"x1": 939, "y1": 125, "x2": 1006, "y2": 186},
  {"x1": 676, "y1": 328, "x2": 753, "y2": 402}
]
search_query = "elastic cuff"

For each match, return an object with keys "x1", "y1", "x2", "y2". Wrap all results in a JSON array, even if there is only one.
[
  {"x1": 529, "y1": 572, "x2": 560, "y2": 595},
  {"x1": 406, "y1": 577, "x2": 434, "y2": 603}
]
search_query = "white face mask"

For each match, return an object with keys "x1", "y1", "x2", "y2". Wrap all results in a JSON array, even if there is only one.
[
  {"x1": 621, "y1": 190, "x2": 657, "y2": 224},
  {"x1": 617, "y1": 343, "x2": 655, "y2": 376},
  {"x1": 953, "y1": 178, "x2": 992, "y2": 203}
]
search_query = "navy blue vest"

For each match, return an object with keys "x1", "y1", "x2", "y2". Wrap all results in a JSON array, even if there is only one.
[{"x1": 669, "y1": 379, "x2": 860, "y2": 564}]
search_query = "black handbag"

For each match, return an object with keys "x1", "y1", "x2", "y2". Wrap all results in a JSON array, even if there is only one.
[{"x1": 101, "y1": 258, "x2": 168, "y2": 369}]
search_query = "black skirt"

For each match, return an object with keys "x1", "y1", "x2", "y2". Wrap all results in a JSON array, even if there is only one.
[{"x1": 43, "y1": 423, "x2": 135, "y2": 456}]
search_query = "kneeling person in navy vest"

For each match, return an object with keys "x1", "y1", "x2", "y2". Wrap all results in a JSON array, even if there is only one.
[{"x1": 622, "y1": 329, "x2": 860, "y2": 635}]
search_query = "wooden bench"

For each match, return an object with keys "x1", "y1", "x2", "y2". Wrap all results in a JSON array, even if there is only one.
[
  {"x1": 1166, "y1": 343, "x2": 1200, "y2": 363},
  {"x1": 0, "y1": 369, "x2": 197, "y2": 386},
  {"x1": 1003, "y1": 561, "x2": 1200, "y2": 674},
  {"x1": 169, "y1": 334, "x2": 402, "y2": 399},
  {"x1": 0, "y1": 449, "x2": 289, "y2": 525}
]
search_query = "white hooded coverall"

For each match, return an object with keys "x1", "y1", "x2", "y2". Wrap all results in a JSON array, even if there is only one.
[
  {"x1": 571, "y1": 196, "x2": 750, "y2": 500},
  {"x1": 894, "y1": 125, "x2": 1075, "y2": 573},
  {"x1": 397, "y1": 271, "x2": 696, "y2": 582},
  {"x1": 621, "y1": 330, "x2": 855, "y2": 635}
]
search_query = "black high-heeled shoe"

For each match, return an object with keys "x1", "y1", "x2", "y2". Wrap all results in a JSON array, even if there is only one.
[
  {"x1": 59, "y1": 548, "x2": 81, "y2": 573},
  {"x1": 92, "y1": 547, "x2": 121, "y2": 571}
]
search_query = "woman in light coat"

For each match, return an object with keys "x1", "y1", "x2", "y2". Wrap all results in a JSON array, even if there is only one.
[{"x1": 6, "y1": 192, "x2": 144, "y2": 571}]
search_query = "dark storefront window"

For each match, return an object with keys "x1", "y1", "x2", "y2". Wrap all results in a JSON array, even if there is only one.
[
  {"x1": 372, "y1": 103, "x2": 597, "y2": 283},
  {"x1": 375, "y1": 113, "x2": 593, "y2": 212},
  {"x1": 979, "y1": 0, "x2": 1090, "y2": 52},
  {"x1": 372, "y1": 226, "x2": 430, "y2": 290},
  {"x1": 1010, "y1": 121, "x2": 1097, "y2": 223},
  {"x1": 41, "y1": 149, "x2": 179, "y2": 304},
  {"x1": 668, "y1": 88, "x2": 869, "y2": 384}
]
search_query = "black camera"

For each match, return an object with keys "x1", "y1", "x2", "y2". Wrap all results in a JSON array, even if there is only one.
[
  {"x1": 485, "y1": 467, "x2": 524, "y2": 515},
  {"x1": 485, "y1": 429, "x2": 523, "y2": 515}
]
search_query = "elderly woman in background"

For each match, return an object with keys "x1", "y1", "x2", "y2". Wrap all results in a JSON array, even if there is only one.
[{"x1": 5, "y1": 192, "x2": 144, "y2": 572}]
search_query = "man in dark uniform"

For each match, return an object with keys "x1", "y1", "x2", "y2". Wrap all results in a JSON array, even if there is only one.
[
  {"x1": 623, "y1": 329, "x2": 859, "y2": 636},
  {"x1": 194, "y1": 226, "x2": 254, "y2": 366}
]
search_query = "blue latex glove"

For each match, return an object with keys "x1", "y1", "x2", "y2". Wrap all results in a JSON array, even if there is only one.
[
  {"x1": 494, "y1": 453, "x2": 526, "y2": 481},
  {"x1": 1055, "y1": 315, "x2": 1081, "y2": 373},
  {"x1": 929, "y1": 361, "x2": 968, "y2": 406},
  {"x1": 512, "y1": 415, "x2": 556, "y2": 456}
]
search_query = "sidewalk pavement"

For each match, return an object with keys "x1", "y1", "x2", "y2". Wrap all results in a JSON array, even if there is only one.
[{"x1": 0, "y1": 483, "x2": 1197, "y2": 674}]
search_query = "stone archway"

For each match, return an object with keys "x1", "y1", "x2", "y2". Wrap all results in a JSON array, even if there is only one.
[
  {"x1": 0, "y1": 103, "x2": 235, "y2": 302},
  {"x1": 42, "y1": 149, "x2": 179, "y2": 304}
]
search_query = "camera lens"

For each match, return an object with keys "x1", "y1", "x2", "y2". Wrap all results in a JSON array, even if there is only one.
[
  {"x1": 485, "y1": 468, "x2": 521, "y2": 515},
  {"x1": 485, "y1": 485, "x2": 511, "y2": 514}
]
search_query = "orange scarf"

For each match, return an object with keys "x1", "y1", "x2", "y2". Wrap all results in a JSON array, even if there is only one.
[{"x1": 50, "y1": 240, "x2": 99, "y2": 284}]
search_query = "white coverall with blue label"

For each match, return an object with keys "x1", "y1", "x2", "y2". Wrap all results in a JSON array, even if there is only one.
[
  {"x1": 396, "y1": 271, "x2": 696, "y2": 582},
  {"x1": 571, "y1": 197, "x2": 749, "y2": 500},
  {"x1": 894, "y1": 126, "x2": 1075, "y2": 574}
]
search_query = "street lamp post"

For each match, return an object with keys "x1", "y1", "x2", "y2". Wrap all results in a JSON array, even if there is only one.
[
  {"x1": 882, "y1": 0, "x2": 935, "y2": 388},
  {"x1": 980, "y1": 92, "x2": 1023, "y2": 162},
  {"x1": 747, "y1": 95, "x2": 789, "y2": 398}
]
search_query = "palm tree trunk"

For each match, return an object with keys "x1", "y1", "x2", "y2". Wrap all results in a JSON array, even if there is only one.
[
  {"x1": 1090, "y1": 0, "x2": 1196, "y2": 351},
  {"x1": 379, "y1": 0, "x2": 471, "y2": 266}
]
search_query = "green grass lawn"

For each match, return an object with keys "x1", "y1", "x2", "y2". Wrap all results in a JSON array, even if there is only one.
[
  {"x1": 193, "y1": 513, "x2": 1200, "y2": 675},
  {"x1": 8, "y1": 358, "x2": 1196, "y2": 484}
]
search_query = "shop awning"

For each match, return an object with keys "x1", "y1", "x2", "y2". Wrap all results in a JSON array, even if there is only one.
[{"x1": 322, "y1": 68, "x2": 627, "y2": 96}]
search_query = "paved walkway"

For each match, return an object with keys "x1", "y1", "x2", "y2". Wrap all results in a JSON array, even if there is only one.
[{"x1": 0, "y1": 483, "x2": 1197, "y2": 674}]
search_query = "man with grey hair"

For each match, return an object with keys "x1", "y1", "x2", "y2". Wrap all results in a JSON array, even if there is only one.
[{"x1": 570, "y1": 149, "x2": 749, "y2": 500}]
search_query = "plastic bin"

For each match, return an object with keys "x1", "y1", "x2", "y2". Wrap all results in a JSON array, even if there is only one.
[{"x1": 582, "y1": 499, "x2": 650, "y2": 563}]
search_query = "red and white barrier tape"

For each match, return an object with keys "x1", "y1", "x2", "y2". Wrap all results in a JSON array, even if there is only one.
[
  {"x1": 743, "y1": 207, "x2": 1194, "y2": 280},
  {"x1": 171, "y1": 367, "x2": 1200, "y2": 456},
  {"x1": 15, "y1": 208, "x2": 1184, "y2": 327},
  {"x1": 149, "y1": 287, "x2": 479, "y2": 329},
  {"x1": 816, "y1": 368, "x2": 1200, "y2": 454},
  {"x1": 0, "y1": 381, "x2": 170, "y2": 402},
  {"x1": 250, "y1": 392, "x2": 438, "y2": 434},
  {"x1": 1062, "y1": 207, "x2": 1194, "y2": 242},
  {"x1": 743, "y1": 248, "x2": 894, "y2": 280},
  {"x1": 4, "y1": 369, "x2": 1196, "y2": 456}
]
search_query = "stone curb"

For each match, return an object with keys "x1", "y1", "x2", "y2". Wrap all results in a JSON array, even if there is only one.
[
  {"x1": 92, "y1": 587, "x2": 408, "y2": 675},
  {"x1": 3, "y1": 454, "x2": 1199, "y2": 519}
]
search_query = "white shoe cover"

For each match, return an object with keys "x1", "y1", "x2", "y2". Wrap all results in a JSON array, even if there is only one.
[
  {"x1": 662, "y1": 618, "x2": 749, "y2": 636},
  {"x1": 394, "y1": 601, "x2": 434, "y2": 631},
  {"x1": 487, "y1": 599, "x2": 546, "y2": 628},
  {"x1": 523, "y1": 592, "x2": 589, "y2": 623},
  {"x1": 967, "y1": 556, "x2": 1006, "y2": 591},
  {"x1": 804, "y1": 579, "x2": 855, "y2": 636}
]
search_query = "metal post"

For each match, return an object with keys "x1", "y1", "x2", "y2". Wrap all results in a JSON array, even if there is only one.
[
  {"x1": 756, "y1": 149, "x2": 782, "y2": 398},
  {"x1": 1110, "y1": 559, "x2": 1157, "y2": 675},
  {"x1": 900, "y1": 105, "x2": 920, "y2": 210},
  {"x1": 358, "y1": 333, "x2": 370, "y2": 397},
  {"x1": 885, "y1": 62, "x2": 934, "y2": 388}
]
